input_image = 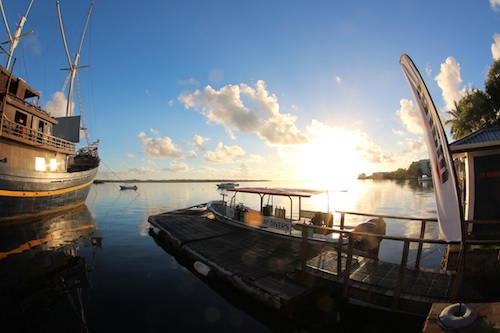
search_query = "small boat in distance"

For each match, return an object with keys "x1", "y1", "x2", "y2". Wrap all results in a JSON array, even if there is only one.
[
  {"x1": 0, "y1": 1, "x2": 100, "y2": 220},
  {"x1": 216, "y1": 182, "x2": 239, "y2": 189},
  {"x1": 418, "y1": 174, "x2": 432, "y2": 184},
  {"x1": 120, "y1": 185, "x2": 138, "y2": 191}
]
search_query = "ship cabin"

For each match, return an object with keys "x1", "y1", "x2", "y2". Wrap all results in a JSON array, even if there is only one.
[
  {"x1": 0, "y1": 66, "x2": 77, "y2": 173},
  {"x1": 450, "y1": 127, "x2": 500, "y2": 239}
]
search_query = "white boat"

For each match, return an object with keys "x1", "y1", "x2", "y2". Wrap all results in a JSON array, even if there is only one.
[
  {"x1": 418, "y1": 174, "x2": 432, "y2": 183},
  {"x1": 207, "y1": 187, "x2": 381, "y2": 245},
  {"x1": 216, "y1": 182, "x2": 239, "y2": 189}
]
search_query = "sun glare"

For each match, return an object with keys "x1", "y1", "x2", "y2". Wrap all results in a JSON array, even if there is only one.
[{"x1": 296, "y1": 128, "x2": 366, "y2": 190}]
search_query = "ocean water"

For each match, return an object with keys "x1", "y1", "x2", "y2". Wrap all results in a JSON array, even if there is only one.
[{"x1": 0, "y1": 180, "x2": 439, "y2": 332}]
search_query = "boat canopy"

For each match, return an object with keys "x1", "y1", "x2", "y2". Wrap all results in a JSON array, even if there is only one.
[{"x1": 227, "y1": 187, "x2": 324, "y2": 198}]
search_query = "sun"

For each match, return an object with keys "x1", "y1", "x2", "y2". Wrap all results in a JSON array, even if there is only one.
[{"x1": 295, "y1": 127, "x2": 367, "y2": 190}]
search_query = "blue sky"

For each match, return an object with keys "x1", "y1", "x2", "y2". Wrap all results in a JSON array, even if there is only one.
[{"x1": 3, "y1": 0, "x2": 500, "y2": 186}]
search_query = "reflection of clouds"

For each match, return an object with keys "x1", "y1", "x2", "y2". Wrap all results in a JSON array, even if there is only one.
[{"x1": 139, "y1": 219, "x2": 150, "y2": 236}]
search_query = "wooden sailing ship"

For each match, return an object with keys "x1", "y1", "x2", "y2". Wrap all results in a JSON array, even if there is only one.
[{"x1": 0, "y1": 1, "x2": 99, "y2": 219}]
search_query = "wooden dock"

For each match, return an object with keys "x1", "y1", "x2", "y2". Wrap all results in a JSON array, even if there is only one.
[{"x1": 148, "y1": 206, "x2": 500, "y2": 321}]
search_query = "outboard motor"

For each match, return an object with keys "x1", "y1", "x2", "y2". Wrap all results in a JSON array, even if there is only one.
[{"x1": 353, "y1": 218, "x2": 386, "y2": 260}]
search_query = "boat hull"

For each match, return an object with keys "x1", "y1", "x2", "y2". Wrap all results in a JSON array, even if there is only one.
[
  {"x1": 207, "y1": 200, "x2": 342, "y2": 244},
  {"x1": 0, "y1": 166, "x2": 98, "y2": 219}
]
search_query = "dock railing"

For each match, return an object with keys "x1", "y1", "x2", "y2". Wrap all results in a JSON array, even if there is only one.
[
  {"x1": 300, "y1": 211, "x2": 500, "y2": 307},
  {"x1": 1, "y1": 113, "x2": 75, "y2": 153}
]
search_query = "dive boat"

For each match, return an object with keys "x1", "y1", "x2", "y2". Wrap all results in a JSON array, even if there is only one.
[
  {"x1": 207, "y1": 187, "x2": 377, "y2": 244},
  {"x1": 0, "y1": 1, "x2": 99, "y2": 219}
]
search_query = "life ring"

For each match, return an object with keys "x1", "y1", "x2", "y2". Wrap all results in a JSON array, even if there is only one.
[{"x1": 437, "y1": 303, "x2": 478, "y2": 330}]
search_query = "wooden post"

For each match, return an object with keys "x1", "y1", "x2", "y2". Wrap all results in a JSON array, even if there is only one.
[
  {"x1": 392, "y1": 239, "x2": 410, "y2": 309},
  {"x1": 300, "y1": 223, "x2": 309, "y2": 275},
  {"x1": 415, "y1": 220, "x2": 426, "y2": 270},
  {"x1": 342, "y1": 235, "x2": 355, "y2": 298}
]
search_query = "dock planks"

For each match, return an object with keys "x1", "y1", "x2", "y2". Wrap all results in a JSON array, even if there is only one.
[
  {"x1": 148, "y1": 206, "x2": 499, "y2": 318},
  {"x1": 149, "y1": 207, "x2": 326, "y2": 309}
]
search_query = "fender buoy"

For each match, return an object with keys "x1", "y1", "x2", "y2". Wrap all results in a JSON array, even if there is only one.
[
  {"x1": 194, "y1": 261, "x2": 211, "y2": 277},
  {"x1": 437, "y1": 303, "x2": 478, "y2": 330},
  {"x1": 152, "y1": 227, "x2": 161, "y2": 235}
]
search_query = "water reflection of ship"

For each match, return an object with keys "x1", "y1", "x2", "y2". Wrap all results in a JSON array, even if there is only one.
[{"x1": 0, "y1": 204, "x2": 102, "y2": 331}]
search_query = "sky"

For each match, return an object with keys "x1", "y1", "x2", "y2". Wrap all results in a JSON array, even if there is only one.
[{"x1": 2, "y1": 0, "x2": 500, "y2": 187}]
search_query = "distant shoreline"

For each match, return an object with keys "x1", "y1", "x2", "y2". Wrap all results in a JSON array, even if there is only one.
[{"x1": 94, "y1": 179, "x2": 270, "y2": 184}]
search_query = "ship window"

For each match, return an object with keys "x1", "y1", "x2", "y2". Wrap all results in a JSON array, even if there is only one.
[
  {"x1": 50, "y1": 158, "x2": 56, "y2": 171},
  {"x1": 35, "y1": 157, "x2": 46, "y2": 171},
  {"x1": 14, "y1": 111, "x2": 27, "y2": 126},
  {"x1": 38, "y1": 121, "x2": 45, "y2": 133}
]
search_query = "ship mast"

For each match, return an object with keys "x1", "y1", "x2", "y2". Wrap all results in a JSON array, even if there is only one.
[
  {"x1": 56, "y1": 0, "x2": 93, "y2": 118},
  {"x1": 57, "y1": 1, "x2": 94, "y2": 147},
  {"x1": 0, "y1": 0, "x2": 34, "y2": 71}
]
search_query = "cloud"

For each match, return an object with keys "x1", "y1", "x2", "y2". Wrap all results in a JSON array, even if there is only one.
[
  {"x1": 392, "y1": 129, "x2": 404, "y2": 136},
  {"x1": 179, "y1": 80, "x2": 308, "y2": 145},
  {"x1": 137, "y1": 131, "x2": 183, "y2": 158},
  {"x1": 403, "y1": 137, "x2": 427, "y2": 154},
  {"x1": 125, "y1": 153, "x2": 134, "y2": 158},
  {"x1": 204, "y1": 142, "x2": 245, "y2": 163},
  {"x1": 45, "y1": 91, "x2": 73, "y2": 117},
  {"x1": 186, "y1": 150, "x2": 197, "y2": 158},
  {"x1": 127, "y1": 166, "x2": 154, "y2": 174},
  {"x1": 492, "y1": 33, "x2": 500, "y2": 60},
  {"x1": 491, "y1": 0, "x2": 500, "y2": 11},
  {"x1": 165, "y1": 162, "x2": 190, "y2": 173},
  {"x1": 150, "y1": 128, "x2": 160, "y2": 136},
  {"x1": 191, "y1": 135, "x2": 210, "y2": 151},
  {"x1": 396, "y1": 99, "x2": 422, "y2": 134},
  {"x1": 354, "y1": 131, "x2": 395, "y2": 164},
  {"x1": 335, "y1": 76, "x2": 342, "y2": 84},
  {"x1": 434, "y1": 56, "x2": 464, "y2": 111},
  {"x1": 178, "y1": 78, "x2": 200, "y2": 86},
  {"x1": 247, "y1": 154, "x2": 264, "y2": 162}
]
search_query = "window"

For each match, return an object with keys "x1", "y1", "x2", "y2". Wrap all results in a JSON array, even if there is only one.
[
  {"x1": 50, "y1": 158, "x2": 57, "y2": 171},
  {"x1": 14, "y1": 111, "x2": 27, "y2": 126},
  {"x1": 35, "y1": 157, "x2": 46, "y2": 171}
]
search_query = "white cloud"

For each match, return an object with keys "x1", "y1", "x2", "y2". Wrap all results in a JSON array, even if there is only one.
[
  {"x1": 335, "y1": 76, "x2": 342, "y2": 84},
  {"x1": 492, "y1": 33, "x2": 500, "y2": 60},
  {"x1": 186, "y1": 150, "x2": 197, "y2": 158},
  {"x1": 392, "y1": 129, "x2": 404, "y2": 136},
  {"x1": 490, "y1": 0, "x2": 500, "y2": 11},
  {"x1": 45, "y1": 91, "x2": 73, "y2": 117},
  {"x1": 165, "y1": 162, "x2": 190, "y2": 173},
  {"x1": 179, "y1": 80, "x2": 308, "y2": 145},
  {"x1": 137, "y1": 131, "x2": 183, "y2": 158},
  {"x1": 150, "y1": 128, "x2": 160, "y2": 136},
  {"x1": 403, "y1": 137, "x2": 427, "y2": 154},
  {"x1": 247, "y1": 154, "x2": 264, "y2": 162},
  {"x1": 191, "y1": 135, "x2": 210, "y2": 151},
  {"x1": 434, "y1": 56, "x2": 464, "y2": 112},
  {"x1": 125, "y1": 153, "x2": 134, "y2": 158},
  {"x1": 396, "y1": 99, "x2": 422, "y2": 134},
  {"x1": 127, "y1": 166, "x2": 154, "y2": 174},
  {"x1": 204, "y1": 142, "x2": 245, "y2": 163}
]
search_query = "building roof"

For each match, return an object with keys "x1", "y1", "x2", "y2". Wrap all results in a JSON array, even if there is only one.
[{"x1": 450, "y1": 127, "x2": 500, "y2": 153}]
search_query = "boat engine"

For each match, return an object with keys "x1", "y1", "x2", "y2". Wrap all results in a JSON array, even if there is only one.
[{"x1": 353, "y1": 218, "x2": 386, "y2": 260}]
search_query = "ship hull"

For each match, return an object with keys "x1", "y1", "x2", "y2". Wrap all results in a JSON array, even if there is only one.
[{"x1": 0, "y1": 165, "x2": 98, "y2": 219}]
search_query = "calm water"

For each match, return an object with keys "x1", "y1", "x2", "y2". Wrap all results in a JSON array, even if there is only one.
[{"x1": 0, "y1": 180, "x2": 439, "y2": 332}]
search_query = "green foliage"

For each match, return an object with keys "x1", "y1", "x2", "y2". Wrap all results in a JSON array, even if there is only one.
[{"x1": 446, "y1": 59, "x2": 500, "y2": 140}]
